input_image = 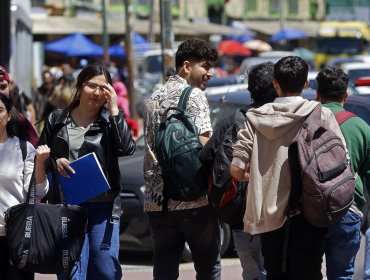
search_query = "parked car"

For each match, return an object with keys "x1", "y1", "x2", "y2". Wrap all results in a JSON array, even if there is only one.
[
  {"x1": 351, "y1": 77, "x2": 370, "y2": 95},
  {"x1": 119, "y1": 88, "x2": 252, "y2": 261},
  {"x1": 340, "y1": 62, "x2": 370, "y2": 87}
]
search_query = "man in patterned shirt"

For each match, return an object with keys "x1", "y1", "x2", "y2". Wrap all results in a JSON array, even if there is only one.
[{"x1": 143, "y1": 38, "x2": 220, "y2": 279}]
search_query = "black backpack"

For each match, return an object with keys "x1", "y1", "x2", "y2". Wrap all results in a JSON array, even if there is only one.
[
  {"x1": 289, "y1": 104, "x2": 355, "y2": 227},
  {"x1": 208, "y1": 108, "x2": 248, "y2": 226},
  {"x1": 155, "y1": 87, "x2": 208, "y2": 211}
]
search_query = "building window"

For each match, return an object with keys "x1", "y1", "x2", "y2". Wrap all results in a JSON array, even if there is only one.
[
  {"x1": 269, "y1": 0, "x2": 280, "y2": 16},
  {"x1": 246, "y1": 0, "x2": 257, "y2": 11},
  {"x1": 287, "y1": 0, "x2": 298, "y2": 15},
  {"x1": 32, "y1": 0, "x2": 46, "y2": 6}
]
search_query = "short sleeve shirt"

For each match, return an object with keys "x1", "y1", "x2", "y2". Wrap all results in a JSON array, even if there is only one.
[{"x1": 143, "y1": 75, "x2": 212, "y2": 211}]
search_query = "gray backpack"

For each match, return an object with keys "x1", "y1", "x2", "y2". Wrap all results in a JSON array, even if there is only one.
[{"x1": 289, "y1": 104, "x2": 355, "y2": 227}]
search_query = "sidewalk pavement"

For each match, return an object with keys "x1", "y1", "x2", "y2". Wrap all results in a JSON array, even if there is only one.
[
  {"x1": 35, "y1": 259, "x2": 243, "y2": 280},
  {"x1": 35, "y1": 258, "x2": 329, "y2": 280}
]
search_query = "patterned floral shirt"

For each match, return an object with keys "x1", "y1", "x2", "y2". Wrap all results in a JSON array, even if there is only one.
[{"x1": 143, "y1": 75, "x2": 213, "y2": 211}]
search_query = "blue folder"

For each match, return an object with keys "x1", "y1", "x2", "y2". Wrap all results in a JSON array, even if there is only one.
[{"x1": 48, "y1": 152, "x2": 111, "y2": 205}]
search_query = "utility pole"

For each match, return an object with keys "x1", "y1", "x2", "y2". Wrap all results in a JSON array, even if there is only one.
[
  {"x1": 124, "y1": 0, "x2": 136, "y2": 117},
  {"x1": 148, "y1": 0, "x2": 156, "y2": 42},
  {"x1": 279, "y1": 0, "x2": 285, "y2": 31},
  {"x1": 102, "y1": 0, "x2": 109, "y2": 62},
  {"x1": 159, "y1": 0, "x2": 173, "y2": 81},
  {"x1": 0, "y1": 0, "x2": 10, "y2": 69}
]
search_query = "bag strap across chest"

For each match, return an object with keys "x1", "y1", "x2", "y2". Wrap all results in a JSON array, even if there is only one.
[{"x1": 177, "y1": 86, "x2": 193, "y2": 111}]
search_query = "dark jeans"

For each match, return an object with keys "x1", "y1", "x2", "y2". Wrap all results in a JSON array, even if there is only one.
[
  {"x1": 324, "y1": 210, "x2": 361, "y2": 280},
  {"x1": 260, "y1": 214, "x2": 327, "y2": 280},
  {"x1": 148, "y1": 206, "x2": 221, "y2": 280},
  {"x1": 0, "y1": 236, "x2": 34, "y2": 280}
]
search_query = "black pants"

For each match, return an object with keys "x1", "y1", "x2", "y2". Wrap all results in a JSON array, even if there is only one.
[
  {"x1": 0, "y1": 236, "x2": 34, "y2": 280},
  {"x1": 260, "y1": 214, "x2": 327, "y2": 280},
  {"x1": 148, "y1": 206, "x2": 221, "y2": 280}
]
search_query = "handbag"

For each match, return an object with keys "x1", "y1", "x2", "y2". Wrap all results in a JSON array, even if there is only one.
[{"x1": 4, "y1": 157, "x2": 87, "y2": 274}]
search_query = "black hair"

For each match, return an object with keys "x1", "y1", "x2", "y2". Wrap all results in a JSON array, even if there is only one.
[
  {"x1": 316, "y1": 66, "x2": 349, "y2": 102},
  {"x1": 175, "y1": 38, "x2": 218, "y2": 71},
  {"x1": 0, "y1": 93, "x2": 12, "y2": 112},
  {"x1": 248, "y1": 62, "x2": 278, "y2": 105},
  {"x1": 0, "y1": 93, "x2": 14, "y2": 136},
  {"x1": 68, "y1": 64, "x2": 112, "y2": 110},
  {"x1": 273, "y1": 56, "x2": 308, "y2": 94}
]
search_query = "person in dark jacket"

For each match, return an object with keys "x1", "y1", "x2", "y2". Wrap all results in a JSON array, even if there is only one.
[
  {"x1": 200, "y1": 62, "x2": 277, "y2": 280},
  {"x1": 38, "y1": 64, "x2": 135, "y2": 280}
]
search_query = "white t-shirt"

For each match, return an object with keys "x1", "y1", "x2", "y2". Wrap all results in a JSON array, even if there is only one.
[{"x1": 0, "y1": 136, "x2": 48, "y2": 236}]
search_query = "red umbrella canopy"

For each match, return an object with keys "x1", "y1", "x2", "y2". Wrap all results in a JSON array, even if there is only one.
[{"x1": 218, "y1": 40, "x2": 252, "y2": 56}]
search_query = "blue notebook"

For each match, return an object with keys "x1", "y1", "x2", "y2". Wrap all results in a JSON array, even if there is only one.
[{"x1": 48, "y1": 152, "x2": 111, "y2": 205}]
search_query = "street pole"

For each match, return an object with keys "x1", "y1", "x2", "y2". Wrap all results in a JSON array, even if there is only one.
[
  {"x1": 159, "y1": 0, "x2": 173, "y2": 81},
  {"x1": 148, "y1": 0, "x2": 155, "y2": 42},
  {"x1": 124, "y1": 0, "x2": 136, "y2": 117},
  {"x1": 102, "y1": 0, "x2": 109, "y2": 62},
  {"x1": 280, "y1": 0, "x2": 285, "y2": 31}
]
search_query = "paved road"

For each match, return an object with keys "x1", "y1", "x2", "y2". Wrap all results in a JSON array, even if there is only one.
[
  {"x1": 35, "y1": 259, "x2": 243, "y2": 280},
  {"x1": 34, "y1": 236, "x2": 369, "y2": 280}
]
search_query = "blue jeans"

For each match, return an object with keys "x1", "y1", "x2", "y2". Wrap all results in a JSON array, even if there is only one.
[
  {"x1": 232, "y1": 230, "x2": 266, "y2": 280},
  {"x1": 148, "y1": 206, "x2": 221, "y2": 280},
  {"x1": 364, "y1": 228, "x2": 370, "y2": 279},
  {"x1": 58, "y1": 202, "x2": 122, "y2": 280},
  {"x1": 324, "y1": 210, "x2": 361, "y2": 280}
]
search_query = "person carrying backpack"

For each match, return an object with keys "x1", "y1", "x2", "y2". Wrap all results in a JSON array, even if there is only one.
[
  {"x1": 143, "y1": 38, "x2": 221, "y2": 279},
  {"x1": 200, "y1": 62, "x2": 277, "y2": 280},
  {"x1": 230, "y1": 56, "x2": 347, "y2": 280},
  {"x1": 315, "y1": 67, "x2": 370, "y2": 280}
]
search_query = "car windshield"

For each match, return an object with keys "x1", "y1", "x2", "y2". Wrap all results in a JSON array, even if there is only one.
[{"x1": 316, "y1": 37, "x2": 362, "y2": 54}]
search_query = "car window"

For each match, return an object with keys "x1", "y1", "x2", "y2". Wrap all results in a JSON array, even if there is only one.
[
  {"x1": 344, "y1": 103, "x2": 370, "y2": 125},
  {"x1": 209, "y1": 102, "x2": 242, "y2": 127}
]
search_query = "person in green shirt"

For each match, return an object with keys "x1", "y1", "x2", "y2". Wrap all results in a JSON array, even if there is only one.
[{"x1": 316, "y1": 66, "x2": 370, "y2": 280}]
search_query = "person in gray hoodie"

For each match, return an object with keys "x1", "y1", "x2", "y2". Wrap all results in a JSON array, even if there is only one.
[{"x1": 230, "y1": 56, "x2": 346, "y2": 280}]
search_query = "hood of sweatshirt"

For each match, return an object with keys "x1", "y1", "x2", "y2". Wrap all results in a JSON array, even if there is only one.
[{"x1": 246, "y1": 99, "x2": 319, "y2": 140}]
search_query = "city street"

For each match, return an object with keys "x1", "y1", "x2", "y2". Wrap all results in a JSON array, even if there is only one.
[
  {"x1": 35, "y1": 257, "x2": 243, "y2": 280},
  {"x1": 34, "y1": 237, "x2": 370, "y2": 280}
]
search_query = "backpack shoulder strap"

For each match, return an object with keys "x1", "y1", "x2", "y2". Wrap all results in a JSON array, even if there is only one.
[
  {"x1": 19, "y1": 138, "x2": 28, "y2": 162},
  {"x1": 335, "y1": 110, "x2": 357, "y2": 125},
  {"x1": 177, "y1": 87, "x2": 194, "y2": 111}
]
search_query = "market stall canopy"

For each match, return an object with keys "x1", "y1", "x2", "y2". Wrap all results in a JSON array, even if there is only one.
[
  {"x1": 243, "y1": 40, "x2": 272, "y2": 52},
  {"x1": 269, "y1": 28, "x2": 308, "y2": 42},
  {"x1": 218, "y1": 40, "x2": 252, "y2": 56},
  {"x1": 44, "y1": 32, "x2": 103, "y2": 56},
  {"x1": 109, "y1": 34, "x2": 150, "y2": 57},
  {"x1": 109, "y1": 44, "x2": 126, "y2": 58}
]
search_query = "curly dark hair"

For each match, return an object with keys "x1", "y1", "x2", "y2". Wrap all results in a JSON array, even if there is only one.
[
  {"x1": 274, "y1": 56, "x2": 308, "y2": 94},
  {"x1": 316, "y1": 66, "x2": 349, "y2": 101},
  {"x1": 248, "y1": 62, "x2": 278, "y2": 105},
  {"x1": 175, "y1": 38, "x2": 218, "y2": 71}
]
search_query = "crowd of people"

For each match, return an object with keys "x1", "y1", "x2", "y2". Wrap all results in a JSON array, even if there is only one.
[{"x1": 0, "y1": 37, "x2": 369, "y2": 280}]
